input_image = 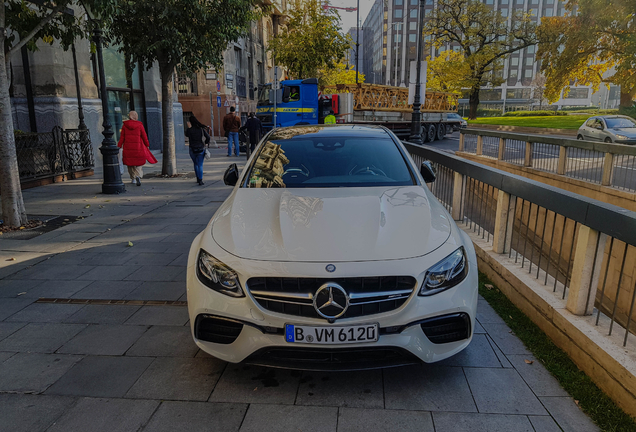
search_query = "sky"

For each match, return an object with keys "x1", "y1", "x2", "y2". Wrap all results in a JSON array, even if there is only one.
[{"x1": 326, "y1": 0, "x2": 376, "y2": 34}]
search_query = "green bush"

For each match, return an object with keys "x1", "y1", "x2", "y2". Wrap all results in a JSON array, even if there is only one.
[
  {"x1": 503, "y1": 110, "x2": 567, "y2": 117},
  {"x1": 618, "y1": 106, "x2": 636, "y2": 119},
  {"x1": 476, "y1": 108, "x2": 503, "y2": 117}
]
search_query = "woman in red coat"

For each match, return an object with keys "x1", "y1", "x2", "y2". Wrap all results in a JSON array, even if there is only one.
[{"x1": 117, "y1": 111, "x2": 156, "y2": 186}]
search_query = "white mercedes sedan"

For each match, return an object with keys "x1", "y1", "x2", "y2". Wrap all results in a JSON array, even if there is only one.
[{"x1": 187, "y1": 125, "x2": 478, "y2": 370}]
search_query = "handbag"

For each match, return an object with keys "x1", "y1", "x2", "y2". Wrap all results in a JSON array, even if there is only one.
[{"x1": 204, "y1": 148, "x2": 211, "y2": 159}]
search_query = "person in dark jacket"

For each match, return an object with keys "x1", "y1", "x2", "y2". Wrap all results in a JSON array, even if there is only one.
[
  {"x1": 117, "y1": 111, "x2": 155, "y2": 186},
  {"x1": 185, "y1": 115, "x2": 210, "y2": 185},
  {"x1": 243, "y1": 112, "x2": 263, "y2": 154}
]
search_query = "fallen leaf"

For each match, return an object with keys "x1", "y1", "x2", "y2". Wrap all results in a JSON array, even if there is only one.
[
  {"x1": 485, "y1": 284, "x2": 494, "y2": 290},
  {"x1": 64, "y1": 219, "x2": 70, "y2": 222},
  {"x1": 509, "y1": 315, "x2": 513, "y2": 320},
  {"x1": 6, "y1": 257, "x2": 16, "y2": 261},
  {"x1": 17, "y1": 292, "x2": 26, "y2": 296},
  {"x1": 253, "y1": 387, "x2": 258, "y2": 391},
  {"x1": 127, "y1": 241, "x2": 134, "y2": 247},
  {"x1": 84, "y1": 205, "x2": 90, "y2": 209},
  {"x1": 104, "y1": 200, "x2": 111, "y2": 202},
  {"x1": 19, "y1": 227, "x2": 24, "y2": 230},
  {"x1": 524, "y1": 359, "x2": 534, "y2": 365},
  {"x1": 574, "y1": 400, "x2": 579, "y2": 405}
]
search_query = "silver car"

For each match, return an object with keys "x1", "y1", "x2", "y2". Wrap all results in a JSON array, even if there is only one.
[
  {"x1": 447, "y1": 113, "x2": 468, "y2": 131},
  {"x1": 577, "y1": 115, "x2": 636, "y2": 144}
]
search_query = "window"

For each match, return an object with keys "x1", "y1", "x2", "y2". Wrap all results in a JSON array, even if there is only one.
[
  {"x1": 524, "y1": 69, "x2": 533, "y2": 78},
  {"x1": 546, "y1": 0, "x2": 553, "y2": 3},
  {"x1": 394, "y1": 33, "x2": 402, "y2": 42},
  {"x1": 486, "y1": 0, "x2": 493, "y2": 4},
  {"x1": 516, "y1": 0, "x2": 523, "y2": 4},
  {"x1": 544, "y1": 8, "x2": 553, "y2": 16},
  {"x1": 395, "y1": 8, "x2": 403, "y2": 18},
  {"x1": 526, "y1": 45, "x2": 536, "y2": 54},
  {"x1": 409, "y1": 21, "x2": 417, "y2": 30},
  {"x1": 410, "y1": 8, "x2": 418, "y2": 17},
  {"x1": 509, "y1": 69, "x2": 518, "y2": 78},
  {"x1": 411, "y1": 0, "x2": 418, "y2": 4},
  {"x1": 479, "y1": 89, "x2": 502, "y2": 101},
  {"x1": 500, "y1": 0, "x2": 509, "y2": 4},
  {"x1": 409, "y1": 34, "x2": 417, "y2": 43},
  {"x1": 501, "y1": 8, "x2": 508, "y2": 16},
  {"x1": 565, "y1": 88, "x2": 589, "y2": 99},
  {"x1": 395, "y1": 0, "x2": 402, "y2": 4},
  {"x1": 585, "y1": 118, "x2": 596, "y2": 128},
  {"x1": 510, "y1": 57, "x2": 519, "y2": 66},
  {"x1": 426, "y1": 0, "x2": 433, "y2": 4},
  {"x1": 246, "y1": 136, "x2": 415, "y2": 189},
  {"x1": 606, "y1": 117, "x2": 636, "y2": 128},
  {"x1": 506, "y1": 88, "x2": 531, "y2": 99}
]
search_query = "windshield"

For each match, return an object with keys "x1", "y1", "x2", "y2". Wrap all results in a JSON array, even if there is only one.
[
  {"x1": 605, "y1": 117, "x2": 636, "y2": 129},
  {"x1": 245, "y1": 135, "x2": 415, "y2": 188},
  {"x1": 257, "y1": 84, "x2": 271, "y2": 106}
]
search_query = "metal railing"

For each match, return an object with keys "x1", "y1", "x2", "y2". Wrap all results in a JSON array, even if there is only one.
[
  {"x1": 460, "y1": 129, "x2": 636, "y2": 192},
  {"x1": 16, "y1": 126, "x2": 94, "y2": 182},
  {"x1": 406, "y1": 142, "x2": 636, "y2": 348}
]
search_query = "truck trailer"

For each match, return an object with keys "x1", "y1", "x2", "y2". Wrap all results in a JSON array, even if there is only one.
[{"x1": 256, "y1": 78, "x2": 460, "y2": 142}]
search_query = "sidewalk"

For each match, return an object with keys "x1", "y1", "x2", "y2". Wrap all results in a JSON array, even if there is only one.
[{"x1": 0, "y1": 149, "x2": 598, "y2": 432}]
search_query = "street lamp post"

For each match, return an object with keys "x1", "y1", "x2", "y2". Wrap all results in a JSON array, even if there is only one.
[
  {"x1": 82, "y1": 3, "x2": 125, "y2": 194},
  {"x1": 408, "y1": 0, "x2": 426, "y2": 144},
  {"x1": 355, "y1": 0, "x2": 360, "y2": 84}
]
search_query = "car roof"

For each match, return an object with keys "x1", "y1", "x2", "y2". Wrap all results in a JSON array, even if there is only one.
[
  {"x1": 597, "y1": 115, "x2": 634, "y2": 120},
  {"x1": 268, "y1": 124, "x2": 393, "y2": 141}
]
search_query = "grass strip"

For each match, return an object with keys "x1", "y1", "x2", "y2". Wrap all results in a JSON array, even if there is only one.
[
  {"x1": 468, "y1": 115, "x2": 590, "y2": 129},
  {"x1": 478, "y1": 272, "x2": 636, "y2": 432}
]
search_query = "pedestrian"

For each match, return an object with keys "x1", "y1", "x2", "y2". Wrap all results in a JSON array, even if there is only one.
[
  {"x1": 185, "y1": 115, "x2": 211, "y2": 186},
  {"x1": 324, "y1": 110, "x2": 336, "y2": 124},
  {"x1": 117, "y1": 110, "x2": 156, "y2": 186},
  {"x1": 243, "y1": 112, "x2": 263, "y2": 155},
  {"x1": 223, "y1": 106, "x2": 241, "y2": 157}
]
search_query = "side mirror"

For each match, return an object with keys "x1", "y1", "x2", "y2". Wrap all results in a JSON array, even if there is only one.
[
  {"x1": 223, "y1": 163, "x2": 239, "y2": 186},
  {"x1": 282, "y1": 86, "x2": 291, "y2": 103},
  {"x1": 420, "y1": 161, "x2": 436, "y2": 183}
]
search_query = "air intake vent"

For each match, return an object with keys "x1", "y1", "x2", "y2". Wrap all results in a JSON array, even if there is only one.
[
  {"x1": 420, "y1": 313, "x2": 471, "y2": 344},
  {"x1": 194, "y1": 315, "x2": 243, "y2": 344}
]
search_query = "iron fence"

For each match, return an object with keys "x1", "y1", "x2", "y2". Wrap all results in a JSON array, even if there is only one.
[
  {"x1": 407, "y1": 142, "x2": 636, "y2": 348},
  {"x1": 15, "y1": 126, "x2": 94, "y2": 182},
  {"x1": 460, "y1": 129, "x2": 636, "y2": 192}
]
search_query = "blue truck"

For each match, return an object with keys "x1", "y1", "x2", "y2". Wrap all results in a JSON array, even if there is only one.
[{"x1": 255, "y1": 78, "x2": 461, "y2": 142}]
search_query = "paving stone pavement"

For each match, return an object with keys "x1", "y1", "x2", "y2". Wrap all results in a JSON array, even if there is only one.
[{"x1": 0, "y1": 149, "x2": 600, "y2": 431}]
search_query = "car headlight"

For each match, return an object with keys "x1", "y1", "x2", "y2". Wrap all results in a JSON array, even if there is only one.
[
  {"x1": 196, "y1": 249, "x2": 244, "y2": 297},
  {"x1": 419, "y1": 247, "x2": 468, "y2": 296},
  {"x1": 615, "y1": 135, "x2": 628, "y2": 140}
]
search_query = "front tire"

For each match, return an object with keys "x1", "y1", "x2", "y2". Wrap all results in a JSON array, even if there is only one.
[{"x1": 604, "y1": 137, "x2": 612, "y2": 143}]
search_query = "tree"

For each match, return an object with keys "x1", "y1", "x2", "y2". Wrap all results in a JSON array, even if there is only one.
[
  {"x1": 0, "y1": 1, "x2": 113, "y2": 228},
  {"x1": 426, "y1": 50, "x2": 470, "y2": 94},
  {"x1": 317, "y1": 62, "x2": 364, "y2": 87},
  {"x1": 537, "y1": 0, "x2": 636, "y2": 108},
  {"x1": 108, "y1": 0, "x2": 260, "y2": 176},
  {"x1": 269, "y1": 0, "x2": 350, "y2": 79},
  {"x1": 530, "y1": 74, "x2": 548, "y2": 109},
  {"x1": 424, "y1": 0, "x2": 538, "y2": 119}
]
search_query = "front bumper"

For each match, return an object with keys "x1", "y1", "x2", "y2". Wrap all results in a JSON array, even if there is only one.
[
  {"x1": 186, "y1": 230, "x2": 479, "y2": 369},
  {"x1": 615, "y1": 139, "x2": 636, "y2": 145}
]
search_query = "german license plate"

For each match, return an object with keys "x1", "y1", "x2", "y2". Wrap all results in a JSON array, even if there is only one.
[{"x1": 285, "y1": 323, "x2": 378, "y2": 344}]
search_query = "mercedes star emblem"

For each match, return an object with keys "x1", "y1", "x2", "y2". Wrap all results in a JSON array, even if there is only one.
[
  {"x1": 325, "y1": 264, "x2": 336, "y2": 273},
  {"x1": 313, "y1": 283, "x2": 349, "y2": 319}
]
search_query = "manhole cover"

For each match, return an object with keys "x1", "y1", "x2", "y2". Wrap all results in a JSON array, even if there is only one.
[{"x1": 0, "y1": 215, "x2": 84, "y2": 240}]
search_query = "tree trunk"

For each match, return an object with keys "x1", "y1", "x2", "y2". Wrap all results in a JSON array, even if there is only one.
[
  {"x1": 0, "y1": 4, "x2": 27, "y2": 228},
  {"x1": 160, "y1": 64, "x2": 176, "y2": 176},
  {"x1": 468, "y1": 86, "x2": 480, "y2": 120},
  {"x1": 620, "y1": 90, "x2": 635, "y2": 108}
]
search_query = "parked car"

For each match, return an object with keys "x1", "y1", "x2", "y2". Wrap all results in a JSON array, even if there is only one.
[
  {"x1": 577, "y1": 115, "x2": 636, "y2": 144},
  {"x1": 446, "y1": 113, "x2": 468, "y2": 131},
  {"x1": 187, "y1": 125, "x2": 478, "y2": 370}
]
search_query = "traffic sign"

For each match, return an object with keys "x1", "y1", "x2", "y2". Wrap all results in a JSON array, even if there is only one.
[
  {"x1": 216, "y1": 96, "x2": 221, "y2": 107},
  {"x1": 224, "y1": 100, "x2": 230, "y2": 107},
  {"x1": 216, "y1": 82, "x2": 221, "y2": 92}
]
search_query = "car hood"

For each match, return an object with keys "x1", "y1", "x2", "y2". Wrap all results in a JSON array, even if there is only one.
[
  {"x1": 610, "y1": 128, "x2": 636, "y2": 137},
  {"x1": 211, "y1": 186, "x2": 452, "y2": 262}
]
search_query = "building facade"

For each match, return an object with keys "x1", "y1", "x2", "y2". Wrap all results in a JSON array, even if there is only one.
[
  {"x1": 9, "y1": 34, "x2": 185, "y2": 159},
  {"x1": 179, "y1": 1, "x2": 290, "y2": 137},
  {"x1": 345, "y1": 27, "x2": 365, "y2": 76},
  {"x1": 361, "y1": 0, "x2": 621, "y2": 110}
]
